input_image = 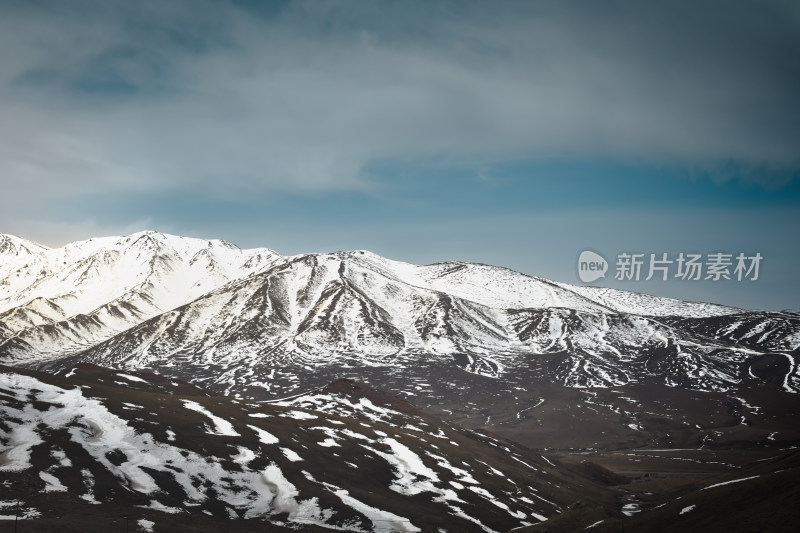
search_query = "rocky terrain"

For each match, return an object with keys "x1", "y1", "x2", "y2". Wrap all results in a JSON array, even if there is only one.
[
  {"x1": 1, "y1": 363, "x2": 614, "y2": 531},
  {"x1": 1, "y1": 231, "x2": 799, "y2": 531}
]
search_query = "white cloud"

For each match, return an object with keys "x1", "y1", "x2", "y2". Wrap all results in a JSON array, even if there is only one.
[{"x1": 0, "y1": 0, "x2": 797, "y2": 206}]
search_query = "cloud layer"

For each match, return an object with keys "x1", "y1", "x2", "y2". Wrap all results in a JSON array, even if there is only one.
[{"x1": 1, "y1": 0, "x2": 798, "y2": 207}]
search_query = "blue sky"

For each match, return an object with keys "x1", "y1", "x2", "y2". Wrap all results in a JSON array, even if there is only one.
[{"x1": 1, "y1": 0, "x2": 798, "y2": 310}]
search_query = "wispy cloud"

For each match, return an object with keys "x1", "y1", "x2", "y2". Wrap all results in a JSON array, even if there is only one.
[{"x1": 0, "y1": 0, "x2": 797, "y2": 207}]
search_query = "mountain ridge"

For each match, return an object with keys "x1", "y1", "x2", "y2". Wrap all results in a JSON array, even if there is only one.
[
  {"x1": 3, "y1": 232, "x2": 800, "y2": 531},
  {"x1": 1, "y1": 231, "x2": 799, "y2": 453},
  {"x1": 1, "y1": 232, "x2": 795, "y2": 394}
]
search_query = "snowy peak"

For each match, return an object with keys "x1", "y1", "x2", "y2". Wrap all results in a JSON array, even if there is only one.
[
  {"x1": 1, "y1": 232, "x2": 798, "y2": 400},
  {"x1": 0, "y1": 233, "x2": 48, "y2": 257},
  {"x1": 0, "y1": 231, "x2": 283, "y2": 314},
  {"x1": 0, "y1": 231, "x2": 737, "y2": 319},
  {"x1": 0, "y1": 232, "x2": 284, "y2": 365}
]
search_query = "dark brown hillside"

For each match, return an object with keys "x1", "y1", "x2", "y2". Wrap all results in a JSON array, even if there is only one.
[{"x1": 0, "y1": 364, "x2": 617, "y2": 532}]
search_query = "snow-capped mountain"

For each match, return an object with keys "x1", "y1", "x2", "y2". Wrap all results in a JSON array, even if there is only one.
[
  {"x1": 0, "y1": 232, "x2": 281, "y2": 364},
  {"x1": 1, "y1": 232, "x2": 799, "y2": 450}
]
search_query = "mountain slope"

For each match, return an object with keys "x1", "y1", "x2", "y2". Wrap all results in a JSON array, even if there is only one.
[
  {"x1": 0, "y1": 232, "x2": 281, "y2": 365},
  {"x1": 1, "y1": 232, "x2": 799, "y2": 452},
  {"x1": 1, "y1": 364, "x2": 614, "y2": 532}
]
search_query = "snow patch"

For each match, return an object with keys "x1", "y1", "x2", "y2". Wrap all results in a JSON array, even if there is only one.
[
  {"x1": 281, "y1": 448, "x2": 303, "y2": 462},
  {"x1": 39, "y1": 471, "x2": 67, "y2": 492},
  {"x1": 248, "y1": 424, "x2": 279, "y2": 445},
  {"x1": 118, "y1": 373, "x2": 148, "y2": 384},
  {"x1": 182, "y1": 400, "x2": 240, "y2": 436},
  {"x1": 702, "y1": 475, "x2": 760, "y2": 490}
]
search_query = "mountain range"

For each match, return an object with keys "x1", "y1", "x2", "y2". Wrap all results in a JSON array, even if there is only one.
[
  {"x1": 2, "y1": 231, "x2": 796, "y2": 392},
  {"x1": 2, "y1": 231, "x2": 799, "y2": 450},
  {"x1": 2, "y1": 231, "x2": 800, "y2": 531}
]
